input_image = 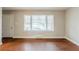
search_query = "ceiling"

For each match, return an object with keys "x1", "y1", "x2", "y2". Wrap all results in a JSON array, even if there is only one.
[{"x1": 3, "y1": 7, "x2": 69, "y2": 11}]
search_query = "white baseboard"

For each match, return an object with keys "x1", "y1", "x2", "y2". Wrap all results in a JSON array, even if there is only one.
[
  {"x1": 13, "y1": 36, "x2": 64, "y2": 39},
  {"x1": 65, "y1": 36, "x2": 79, "y2": 46}
]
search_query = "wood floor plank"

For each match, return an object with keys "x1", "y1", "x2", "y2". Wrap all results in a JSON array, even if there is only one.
[{"x1": 0, "y1": 38, "x2": 79, "y2": 51}]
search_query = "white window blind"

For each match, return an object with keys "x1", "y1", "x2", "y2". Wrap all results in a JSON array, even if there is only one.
[{"x1": 24, "y1": 15, "x2": 54, "y2": 31}]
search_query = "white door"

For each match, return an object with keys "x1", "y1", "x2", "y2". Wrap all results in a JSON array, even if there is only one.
[{"x1": 2, "y1": 14, "x2": 14, "y2": 37}]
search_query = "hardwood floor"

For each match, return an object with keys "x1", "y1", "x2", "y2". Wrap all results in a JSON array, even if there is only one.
[{"x1": 0, "y1": 38, "x2": 79, "y2": 51}]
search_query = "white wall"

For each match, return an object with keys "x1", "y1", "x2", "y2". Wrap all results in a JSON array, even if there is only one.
[
  {"x1": 3, "y1": 10, "x2": 65, "y2": 38},
  {"x1": 0, "y1": 7, "x2": 2, "y2": 44},
  {"x1": 65, "y1": 8, "x2": 79, "y2": 45}
]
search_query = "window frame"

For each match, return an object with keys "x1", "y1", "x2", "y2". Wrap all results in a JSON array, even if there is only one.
[{"x1": 24, "y1": 15, "x2": 54, "y2": 32}]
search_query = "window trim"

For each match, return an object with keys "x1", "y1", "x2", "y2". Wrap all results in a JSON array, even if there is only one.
[{"x1": 24, "y1": 15, "x2": 54, "y2": 32}]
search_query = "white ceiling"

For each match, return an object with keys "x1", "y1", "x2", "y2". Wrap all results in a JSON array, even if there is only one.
[{"x1": 3, "y1": 7, "x2": 69, "y2": 11}]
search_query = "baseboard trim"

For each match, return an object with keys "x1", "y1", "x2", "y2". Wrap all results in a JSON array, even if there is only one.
[
  {"x1": 65, "y1": 36, "x2": 79, "y2": 46},
  {"x1": 2, "y1": 36, "x2": 65, "y2": 40},
  {"x1": 13, "y1": 38, "x2": 65, "y2": 40},
  {"x1": 13, "y1": 36, "x2": 64, "y2": 39}
]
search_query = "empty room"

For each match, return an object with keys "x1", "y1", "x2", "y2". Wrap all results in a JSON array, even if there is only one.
[{"x1": 0, "y1": 7, "x2": 79, "y2": 51}]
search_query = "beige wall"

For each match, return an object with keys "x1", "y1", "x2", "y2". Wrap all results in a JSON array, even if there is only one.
[
  {"x1": 3, "y1": 10, "x2": 65, "y2": 38},
  {"x1": 65, "y1": 7, "x2": 79, "y2": 45},
  {"x1": 0, "y1": 7, "x2": 2, "y2": 44}
]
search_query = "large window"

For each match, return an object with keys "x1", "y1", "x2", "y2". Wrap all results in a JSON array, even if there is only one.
[{"x1": 24, "y1": 15, "x2": 54, "y2": 31}]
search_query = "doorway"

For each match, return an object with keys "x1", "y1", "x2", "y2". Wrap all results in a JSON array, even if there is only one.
[{"x1": 2, "y1": 14, "x2": 14, "y2": 38}]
